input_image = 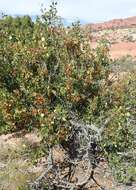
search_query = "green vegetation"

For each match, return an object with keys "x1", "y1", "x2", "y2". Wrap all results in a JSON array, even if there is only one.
[
  {"x1": 102, "y1": 73, "x2": 136, "y2": 183},
  {"x1": 0, "y1": 2, "x2": 135, "y2": 188}
]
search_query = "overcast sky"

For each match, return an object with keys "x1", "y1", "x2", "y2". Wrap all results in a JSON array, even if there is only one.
[{"x1": 0, "y1": 0, "x2": 136, "y2": 23}]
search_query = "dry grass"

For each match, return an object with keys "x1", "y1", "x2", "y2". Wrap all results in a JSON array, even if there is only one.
[{"x1": 0, "y1": 131, "x2": 42, "y2": 190}]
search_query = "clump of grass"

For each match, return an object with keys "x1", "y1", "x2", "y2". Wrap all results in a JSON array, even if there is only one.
[
  {"x1": 0, "y1": 137, "x2": 41, "y2": 190},
  {"x1": 0, "y1": 160, "x2": 35, "y2": 190},
  {"x1": 111, "y1": 55, "x2": 136, "y2": 72}
]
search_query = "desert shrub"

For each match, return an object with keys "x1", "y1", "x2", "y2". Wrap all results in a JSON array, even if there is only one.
[
  {"x1": 0, "y1": 3, "x2": 110, "y2": 141},
  {"x1": 0, "y1": 2, "x2": 135, "y2": 184},
  {"x1": 101, "y1": 73, "x2": 136, "y2": 183}
]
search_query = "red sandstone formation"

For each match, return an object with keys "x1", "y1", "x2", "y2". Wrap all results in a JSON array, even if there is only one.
[{"x1": 87, "y1": 16, "x2": 136, "y2": 31}]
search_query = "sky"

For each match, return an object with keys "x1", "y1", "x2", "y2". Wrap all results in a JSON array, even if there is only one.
[{"x1": 0, "y1": 0, "x2": 136, "y2": 23}]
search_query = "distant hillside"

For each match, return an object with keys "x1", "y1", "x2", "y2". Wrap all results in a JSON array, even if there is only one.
[
  {"x1": 86, "y1": 16, "x2": 136, "y2": 59},
  {"x1": 86, "y1": 16, "x2": 136, "y2": 32}
]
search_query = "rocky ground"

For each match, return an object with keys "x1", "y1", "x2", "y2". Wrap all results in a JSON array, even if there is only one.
[{"x1": 0, "y1": 131, "x2": 135, "y2": 190}]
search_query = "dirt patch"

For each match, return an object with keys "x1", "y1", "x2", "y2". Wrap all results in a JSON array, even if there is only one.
[
  {"x1": 92, "y1": 42, "x2": 136, "y2": 59},
  {"x1": 110, "y1": 42, "x2": 136, "y2": 59},
  {"x1": 0, "y1": 130, "x2": 43, "y2": 190}
]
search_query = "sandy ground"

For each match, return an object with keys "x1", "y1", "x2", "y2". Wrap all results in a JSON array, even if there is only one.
[
  {"x1": 92, "y1": 42, "x2": 136, "y2": 59},
  {"x1": 110, "y1": 42, "x2": 136, "y2": 59}
]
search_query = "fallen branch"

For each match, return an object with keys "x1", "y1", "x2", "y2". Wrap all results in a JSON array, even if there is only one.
[{"x1": 30, "y1": 116, "x2": 110, "y2": 190}]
